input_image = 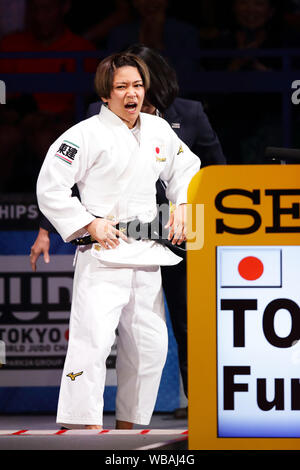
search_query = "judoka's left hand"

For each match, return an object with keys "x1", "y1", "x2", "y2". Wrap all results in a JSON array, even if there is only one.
[{"x1": 165, "y1": 203, "x2": 186, "y2": 245}]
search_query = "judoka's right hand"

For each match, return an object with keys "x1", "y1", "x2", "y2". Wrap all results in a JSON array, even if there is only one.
[{"x1": 85, "y1": 218, "x2": 128, "y2": 249}]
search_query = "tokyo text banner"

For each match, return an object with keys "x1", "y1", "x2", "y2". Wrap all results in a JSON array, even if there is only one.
[{"x1": 187, "y1": 164, "x2": 300, "y2": 450}]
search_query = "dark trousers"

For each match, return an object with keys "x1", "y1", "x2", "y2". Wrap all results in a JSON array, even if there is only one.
[{"x1": 161, "y1": 256, "x2": 188, "y2": 399}]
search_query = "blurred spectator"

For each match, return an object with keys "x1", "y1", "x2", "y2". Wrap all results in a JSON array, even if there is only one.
[
  {"x1": 228, "y1": 0, "x2": 280, "y2": 70},
  {"x1": 61, "y1": 1, "x2": 132, "y2": 49},
  {"x1": 105, "y1": 0, "x2": 201, "y2": 87},
  {"x1": 188, "y1": 0, "x2": 233, "y2": 45},
  {"x1": 0, "y1": 0, "x2": 26, "y2": 38},
  {"x1": 0, "y1": 0, "x2": 96, "y2": 113},
  {"x1": 284, "y1": 0, "x2": 300, "y2": 27},
  {"x1": 81, "y1": 0, "x2": 131, "y2": 49},
  {"x1": 203, "y1": 0, "x2": 286, "y2": 165},
  {"x1": 0, "y1": 0, "x2": 97, "y2": 192},
  {"x1": 206, "y1": 0, "x2": 284, "y2": 70}
]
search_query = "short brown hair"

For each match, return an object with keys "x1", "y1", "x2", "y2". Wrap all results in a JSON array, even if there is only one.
[{"x1": 94, "y1": 52, "x2": 150, "y2": 99}]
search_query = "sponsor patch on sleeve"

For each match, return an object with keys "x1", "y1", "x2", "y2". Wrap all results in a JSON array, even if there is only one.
[{"x1": 55, "y1": 140, "x2": 79, "y2": 165}]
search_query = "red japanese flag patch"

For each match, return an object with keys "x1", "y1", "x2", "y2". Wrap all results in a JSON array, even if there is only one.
[{"x1": 219, "y1": 247, "x2": 282, "y2": 287}]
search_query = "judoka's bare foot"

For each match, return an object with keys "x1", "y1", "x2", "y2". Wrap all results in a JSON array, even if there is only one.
[
  {"x1": 116, "y1": 420, "x2": 133, "y2": 429},
  {"x1": 85, "y1": 425, "x2": 102, "y2": 430}
]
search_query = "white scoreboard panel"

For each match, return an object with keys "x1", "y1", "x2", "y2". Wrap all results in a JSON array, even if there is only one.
[{"x1": 217, "y1": 245, "x2": 300, "y2": 437}]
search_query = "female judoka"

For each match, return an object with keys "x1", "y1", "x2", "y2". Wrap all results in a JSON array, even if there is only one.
[{"x1": 37, "y1": 52, "x2": 200, "y2": 429}]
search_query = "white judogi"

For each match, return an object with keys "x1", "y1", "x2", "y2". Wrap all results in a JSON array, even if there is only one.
[{"x1": 37, "y1": 106, "x2": 200, "y2": 427}]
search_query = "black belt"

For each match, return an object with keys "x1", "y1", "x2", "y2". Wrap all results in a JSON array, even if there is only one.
[{"x1": 70, "y1": 217, "x2": 186, "y2": 254}]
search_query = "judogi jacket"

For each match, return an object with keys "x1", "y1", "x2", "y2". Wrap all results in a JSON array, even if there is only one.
[{"x1": 37, "y1": 106, "x2": 200, "y2": 267}]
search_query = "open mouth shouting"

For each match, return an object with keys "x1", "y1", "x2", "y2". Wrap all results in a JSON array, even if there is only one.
[{"x1": 125, "y1": 102, "x2": 138, "y2": 113}]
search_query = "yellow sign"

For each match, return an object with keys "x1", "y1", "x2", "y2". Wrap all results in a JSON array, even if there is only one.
[{"x1": 187, "y1": 165, "x2": 300, "y2": 450}]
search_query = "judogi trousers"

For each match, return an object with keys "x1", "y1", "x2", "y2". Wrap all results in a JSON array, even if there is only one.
[{"x1": 56, "y1": 247, "x2": 168, "y2": 427}]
